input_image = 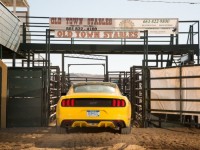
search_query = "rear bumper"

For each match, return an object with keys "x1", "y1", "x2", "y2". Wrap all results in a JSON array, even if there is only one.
[
  {"x1": 60, "y1": 120, "x2": 126, "y2": 128},
  {"x1": 57, "y1": 107, "x2": 131, "y2": 127}
]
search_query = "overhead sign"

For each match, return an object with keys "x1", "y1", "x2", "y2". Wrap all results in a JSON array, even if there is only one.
[
  {"x1": 54, "y1": 30, "x2": 140, "y2": 39},
  {"x1": 50, "y1": 18, "x2": 178, "y2": 35}
]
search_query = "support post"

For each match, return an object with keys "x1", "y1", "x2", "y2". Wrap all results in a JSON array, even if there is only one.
[
  {"x1": 179, "y1": 66, "x2": 183, "y2": 123},
  {"x1": 105, "y1": 56, "x2": 109, "y2": 82},
  {"x1": 144, "y1": 30, "x2": 148, "y2": 67},
  {"x1": 0, "y1": 45, "x2": 2, "y2": 59},
  {"x1": 62, "y1": 53, "x2": 65, "y2": 93},
  {"x1": 67, "y1": 64, "x2": 70, "y2": 89},
  {"x1": 45, "y1": 29, "x2": 51, "y2": 125},
  {"x1": 27, "y1": 50, "x2": 30, "y2": 67},
  {"x1": 48, "y1": 29, "x2": 51, "y2": 125},
  {"x1": 0, "y1": 60, "x2": 7, "y2": 128},
  {"x1": 23, "y1": 23, "x2": 26, "y2": 44},
  {"x1": 12, "y1": 52, "x2": 16, "y2": 67},
  {"x1": 161, "y1": 52, "x2": 163, "y2": 68},
  {"x1": 143, "y1": 30, "x2": 149, "y2": 128}
]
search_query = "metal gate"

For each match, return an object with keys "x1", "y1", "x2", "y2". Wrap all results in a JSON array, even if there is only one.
[
  {"x1": 0, "y1": 67, "x2": 2, "y2": 127},
  {"x1": 148, "y1": 65, "x2": 200, "y2": 127},
  {"x1": 7, "y1": 68, "x2": 47, "y2": 127},
  {"x1": 131, "y1": 65, "x2": 200, "y2": 128},
  {"x1": 130, "y1": 66, "x2": 146, "y2": 127}
]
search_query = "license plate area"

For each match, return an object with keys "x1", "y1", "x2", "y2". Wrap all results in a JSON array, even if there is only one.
[{"x1": 87, "y1": 110, "x2": 100, "y2": 117}]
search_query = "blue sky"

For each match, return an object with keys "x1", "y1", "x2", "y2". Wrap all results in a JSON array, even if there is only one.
[
  {"x1": 28, "y1": 0, "x2": 200, "y2": 19},
  {"x1": 28, "y1": 0, "x2": 200, "y2": 74}
]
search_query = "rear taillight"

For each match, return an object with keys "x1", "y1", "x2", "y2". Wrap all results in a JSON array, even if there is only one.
[
  {"x1": 112, "y1": 99, "x2": 126, "y2": 107},
  {"x1": 61, "y1": 99, "x2": 75, "y2": 107}
]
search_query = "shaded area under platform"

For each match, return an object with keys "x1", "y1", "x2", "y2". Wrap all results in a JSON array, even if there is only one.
[{"x1": 1, "y1": 45, "x2": 25, "y2": 59}]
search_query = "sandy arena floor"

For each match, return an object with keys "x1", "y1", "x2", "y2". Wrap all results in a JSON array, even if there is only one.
[{"x1": 0, "y1": 127, "x2": 200, "y2": 150}]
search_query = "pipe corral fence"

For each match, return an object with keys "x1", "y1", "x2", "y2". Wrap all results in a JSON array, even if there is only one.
[{"x1": 0, "y1": 15, "x2": 200, "y2": 128}]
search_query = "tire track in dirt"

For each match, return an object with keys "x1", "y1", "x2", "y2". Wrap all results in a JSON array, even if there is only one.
[{"x1": 1, "y1": 127, "x2": 200, "y2": 150}]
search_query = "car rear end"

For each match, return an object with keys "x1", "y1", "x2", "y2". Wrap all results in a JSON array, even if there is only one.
[{"x1": 56, "y1": 82, "x2": 132, "y2": 134}]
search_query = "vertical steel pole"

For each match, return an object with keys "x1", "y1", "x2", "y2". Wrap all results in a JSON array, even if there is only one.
[
  {"x1": 130, "y1": 67, "x2": 134, "y2": 125},
  {"x1": 189, "y1": 25, "x2": 194, "y2": 44},
  {"x1": 176, "y1": 34, "x2": 179, "y2": 45},
  {"x1": 179, "y1": 66, "x2": 183, "y2": 123},
  {"x1": 142, "y1": 60, "x2": 145, "y2": 128},
  {"x1": 27, "y1": 49, "x2": 30, "y2": 67},
  {"x1": 23, "y1": 23, "x2": 26, "y2": 44},
  {"x1": 62, "y1": 53, "x2": 65, "y2": 93},
  {"x1": 45, "y1": 30, "x2": 48, "y2": 70},
  {"x1": 0, "y1": 45, "x2": 2, "y2": 59},
  {"x1": 45, "y1": 29, "x2": 51, "y2": 126},
  {"x1": 103, "y1": 64, "x2": 106, "y2": 82},
  {"x1": 23, "y1": 23, "x2": 29, "y2": 67},
  {"x1": 106, "y1": 56, "x2": 108, "y2": 82},
  {"x1": 32, "y1": 54, "x2": 35, "y2": 67},
  {"x1": 12, "y1": 52, "x2": 16, "y2": 67},
  {"x1": 68, "y1": 64, "x2": 70, "y2": 90},
  {"x1": 143, "y1": 30, "x2": 148, "y2": 67},
  {"x1": 143, "y1": 30, "x2": 149, "y2": 127},
  {"x1": 146, "y1": 31, "x2": 148, "y2": 67},
  {"x1": 156, "y1": 54, "x2": 158, "y2": 67},
  {"x1": 123, "y1": 72, "x2": 125, "y2": 95},
  {"x1": 48, "y1": 29, "x2": 51, "y2": 125},
  {"x1": 143, "y1": 32, "x2": 146, "y2": 67},
  {"x1": 161, "y1": 52, "x2": 163, "y2": 68},
  {"x1": 44, "y1": 29, "x2": 48, "y2": 126},
  {"x1": 143, "y1": 31, "x2": 147, "y2": 128}
]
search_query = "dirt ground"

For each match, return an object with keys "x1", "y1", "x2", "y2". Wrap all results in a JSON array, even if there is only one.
[{"x1": 0, "y1": 126, "x2": 200, "y2": 150}]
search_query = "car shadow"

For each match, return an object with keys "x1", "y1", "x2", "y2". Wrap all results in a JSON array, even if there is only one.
[{"x1": 67, "y1": 127, "x2": 119, "y2": 134}]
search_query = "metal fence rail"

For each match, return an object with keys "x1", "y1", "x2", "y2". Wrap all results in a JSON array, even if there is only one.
[
  {"x1": 49, "y1": 66, "x2": 60, "y2": 123},
  {"x1": 130, "y1": 66, "x2": 145, "y2": 127},
  {"x1": 131, "y1": 65, "x2": 200, "y2": 128}
]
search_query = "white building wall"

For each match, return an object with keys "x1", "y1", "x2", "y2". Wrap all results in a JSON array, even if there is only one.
[{"x1": 0, "y1": 2, "x2": 20, "y2": 52}]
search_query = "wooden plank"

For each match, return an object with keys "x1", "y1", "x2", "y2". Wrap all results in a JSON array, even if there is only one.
[{"x1": 0, "y1": 60, "x2": 7, "y2": 128}]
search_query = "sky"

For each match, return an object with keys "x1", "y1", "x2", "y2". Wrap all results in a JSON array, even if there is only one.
[{"x1": 27, "y1": 0, "x2": 200, "y2": 74}]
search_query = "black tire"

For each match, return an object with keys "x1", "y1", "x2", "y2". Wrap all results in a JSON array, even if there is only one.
[
  {"x1": 66, "y1": 126, "x2": 71, "y2": 133},
  {"x1": 120, "y1": 126, "x2": 131, "y2": 134},
  {"x1": 56, "y1": 125, "x2": 66, "y2": 134}
]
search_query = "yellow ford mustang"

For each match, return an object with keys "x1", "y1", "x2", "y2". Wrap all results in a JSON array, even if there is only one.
[{"x1": 56, "y1": 82, "x2": 132, "y2": 134}]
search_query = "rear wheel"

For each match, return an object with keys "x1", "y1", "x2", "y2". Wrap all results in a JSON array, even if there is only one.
[
  {"x1": 66, "y1": 126, "x2": 71, "y2": 133},
  {"x1": 120, "y1": 126, "x2": 131, "y2": 134},
  {"x1": 56, "y1": 126, "x2": 66, "y2": 134},
  {"x1": 56, "y1": 121, "x2": 66, "y2": 134}
]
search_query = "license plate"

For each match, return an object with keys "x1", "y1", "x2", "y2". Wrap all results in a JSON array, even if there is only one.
[{"x1": 87, "y1": 110, "x2": 100, "y2": 117}]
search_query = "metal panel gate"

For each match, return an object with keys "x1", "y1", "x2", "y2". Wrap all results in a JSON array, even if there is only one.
[
  {"x1": 7, "y1": 68, "x2": 47, "y2": 127},
  {"x1": 0, "y1": 68, "x2": 1, "y2": 127},
  {"x1": 148, "y1": 65, "x2": 200, "y2": 127},
  {"x1": 131, "y1": 65, "x2": 200, "y2": 128}
]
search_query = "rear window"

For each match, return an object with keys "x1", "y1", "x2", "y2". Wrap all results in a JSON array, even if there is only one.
[{"x1": 74, "y1": 85, "x2": 116, "y2": 93}]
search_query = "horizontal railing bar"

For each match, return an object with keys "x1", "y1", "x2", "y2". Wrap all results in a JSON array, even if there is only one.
[
  {"x1": 149, "y1": 109, "x2": 200, "y2": 114},
  {"x1": 150, "y1": 87, "x2": 200, "y2": 90},
  {"x1": 150, "y1": 99, "x2": 200, "y2": 102}
]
